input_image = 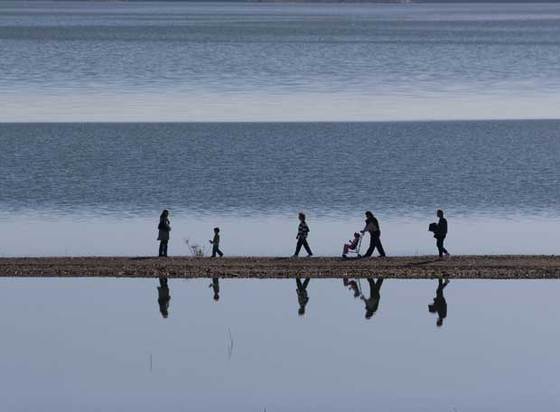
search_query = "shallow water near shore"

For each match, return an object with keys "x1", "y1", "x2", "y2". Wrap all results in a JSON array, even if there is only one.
[{"x1": 1, "y1": 278, "x2": 560, "y2": 411}]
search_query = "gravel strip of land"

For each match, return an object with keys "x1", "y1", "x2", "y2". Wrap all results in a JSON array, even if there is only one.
[{"x1": 1, "y1": 255, "x2": 560, "y2": 279}]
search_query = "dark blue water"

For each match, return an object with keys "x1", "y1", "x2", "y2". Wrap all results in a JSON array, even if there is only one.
[
  {"x1": 1, "y1": 120, "x2": 559, "y2": 217},
  {"x1": 1, "y1": 120, "x2": 559, "y2": 257}
]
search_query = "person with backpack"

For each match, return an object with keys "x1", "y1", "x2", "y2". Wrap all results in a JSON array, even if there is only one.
[
  {"x1": 428, "y1": 277, "x2": 449, "y2": 327},
  {"x1": 432, "y1": 209, "x2": 450, "y2": 258}
]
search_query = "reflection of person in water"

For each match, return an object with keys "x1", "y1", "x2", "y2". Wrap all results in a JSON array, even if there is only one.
[
  {"x1": 157, "y1": 277, "x2": 171, "y2": 318},
  {"x1": 428, "y1": 278, "x2": 449, "y2": 327},
  {"x1": 209, "y1": 277, "x2": 220, "y2": 301},
  {"x1": 296, "y1": 278, "x2": 310, "y2": 316},
  {"x1": 362, "y1": 278, "x2": 384, "y2": 319},
  {"x1": 343, "y1": 278, "x2": 360, "y2": 298}
]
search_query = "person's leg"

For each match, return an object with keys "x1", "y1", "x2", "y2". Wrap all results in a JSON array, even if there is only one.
[
  {"x1": 437, "y1": 277, "x2": 450, "y2": 295},
  {"x1": 159, "y1": 241, "x2": 164, "y2": 257},
  {"x1": 163, "y1": 240, "x2": 168, "y2": 257},
  {"x1": 436, "y1": 238, "x2": 444, "y2": 257},
  {"x1": 212, "y1": 245, "x2": 217, "y2": 257},
  {"x1": 441, "y1": 237, "x2": 449, "y2": 256},
  {"x1": 302, "y1": 278, "x2": 310, "y2": 288},
  {"x1": 343, "y1": 244, "x2": 349, "y2": 255},
  {"x1": 375, "y1": 278, "x2": 384, "y2": 290},
  {"x1": 374, "y1": 235, "x2": 386, "y2": 257},
  {"x1": 303, "y1": 239, "x2": 313, "y2": 256},
  {"x1": 294, "y1": 238, "x2": 303, "y2": 256},
  {"x1": 363, "y1": 236, "x2": 374, "y2": 257},
  {"x1": 217, "y1": 248, "x2": 224, "y2": 257}
]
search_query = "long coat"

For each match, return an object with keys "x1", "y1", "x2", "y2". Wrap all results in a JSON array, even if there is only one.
[{"x1": 158, "y1": 218, "x2": 171, "y2": 241}]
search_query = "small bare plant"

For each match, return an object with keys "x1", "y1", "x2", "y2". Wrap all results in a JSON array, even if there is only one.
[{"x1": 185, "y1": 238, "x2": 206, "y2": 257}]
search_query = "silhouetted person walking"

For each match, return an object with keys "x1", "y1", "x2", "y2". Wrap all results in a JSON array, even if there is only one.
[
  {"x1": 210, "y1": 277, "x2": 220, "y2": 301},
  {"x1": 434, "y1": 209, "x2": 450, "y2": 258},
  {"x1": 361, "y1": 211, "x2": 386, "y2": 258},
  {"x1": 157, "y1": 277, "x2": 171, "y2": 318},
  {"x1": 209, "y1": 227, "x2": 223, "y2": 257},
  {"x1": 362, "y1": 277, "x2": 384, "y2": 319},
  {"x1": 157, "y1": 209, "x2": 171, "y2": 257},
  {"x1": 293, "y1": 212, "x2": 313, "y2": 257},
  {"x1": 429, "y1": 277, "x2": 449, "y2": 327},
  {"x1": 296, "y1": 277, "x2": 310, "y2": 315}
]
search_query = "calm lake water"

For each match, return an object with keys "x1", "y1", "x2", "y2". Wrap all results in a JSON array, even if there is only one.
[
  {"x1": 1, "y1": 2, "x2": 560, "y2": 256},
  {"x1": 1, "y1": 278, "x2": 560, "y2": 411},
  {"x1": 1, "y1": 3, "x2": 560, "y2": 409},
  {"x1": 1, "y1": 1, "x2": 560, "y2": 121},
  {"x1": 1, "y1": 120, "x2": 560, "y2": 256}
]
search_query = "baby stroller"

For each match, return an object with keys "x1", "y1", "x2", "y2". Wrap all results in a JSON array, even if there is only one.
[{"x1": 343, "y1": 232, "x2": 365, "y2": 259}]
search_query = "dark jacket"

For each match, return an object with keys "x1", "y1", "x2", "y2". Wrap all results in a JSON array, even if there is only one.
[
  {"x1": 364, "y1": 216, "x2": 380, "y2": 235},
  {"x1": 157, "y1": 218, "x2": 171, "y2": 241},
  {"x1": 436, "y1": 217, "x2": 448, "y2": 239},
  {"x1": 434, "y1": 293, "x2": 447, "y2": 319}
]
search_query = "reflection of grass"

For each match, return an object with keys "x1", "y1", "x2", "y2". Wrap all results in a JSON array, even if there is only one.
[
  {"x1": 227, "y1": 328, "x2": 234, "y2": 360},
  {"x1": 185, "y1": 238, "x2": 206, "y2": 257}
]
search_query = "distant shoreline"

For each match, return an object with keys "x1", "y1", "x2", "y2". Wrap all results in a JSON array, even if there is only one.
[
  {"x1": 1, "y1": 256, "x2": 560, "y2": 279},
  {"x1": 11, "y1": 1, "x2": 560, "y2": 3}
]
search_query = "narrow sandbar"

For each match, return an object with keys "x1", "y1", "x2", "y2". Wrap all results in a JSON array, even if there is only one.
[{"x1": 1, "y1": 255, "x2": 560, "y2": 279}]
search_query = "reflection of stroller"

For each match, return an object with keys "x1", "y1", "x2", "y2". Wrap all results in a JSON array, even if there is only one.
[{"x1": 342, "y1": 232, "x2": 364, "y2": 258}]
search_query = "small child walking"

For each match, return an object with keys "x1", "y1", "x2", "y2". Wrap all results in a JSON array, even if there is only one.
[
  {"x1": 293, "y1": 212, "x2": 313, "y2": 257},
  {"x1": 209, "y1": 227, "x2": 224, "y2": 257}
]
